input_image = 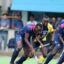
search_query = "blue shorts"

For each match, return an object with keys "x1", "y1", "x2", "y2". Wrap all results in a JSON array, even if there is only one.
[
  {"x1": 15, "y1": 32, "x2": 22, "y2": 42},
  {"x1": 54, "y1": 32, "x2": 63, "y2": 49},
  {"x1": 15, "y1": 32, "x2": 28, "y2": 47}
]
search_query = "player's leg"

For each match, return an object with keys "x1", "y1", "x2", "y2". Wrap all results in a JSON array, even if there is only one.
[
  {"x1": 16, "y1": 46, "x2": 31, "y2": 64},
  {"x1": 10, "y1": 49, "x2": 21, "y2": 64},
  {"x1": 40, "y1": 41, "x2": 50, "y2": 58},
  {"x1": 44, "y1": 44, "x2": 60, "y2": 64},
  {"x1": 44, "y1": 32, "x2": 60, "y2": 64},
  {"x1": 57, "y1": 52, "x2": 64, "y2": 64},
  {"x1": 40, "y1": 46, "x2": 47, "y2": 57},
  {"x1": 10, "y1": 33, "x2": 22, "y2": 64},
  {"x1": 47, "y1": 41, "x2": 55, "y2": 54}
]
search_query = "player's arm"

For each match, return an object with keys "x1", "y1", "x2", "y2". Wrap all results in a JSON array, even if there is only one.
[
  {"x1": 49, "y1": 24, "x2": 55, "y2": 42},
  {"x1": 59, "y1": 34, "x2": 64, "y2": 44},
  {"x1": 24, "y1": 32, "x2": 34, "y2": 49},
  {"x1": 36, "y1": 36, "x2": 44, "y2": 47}
]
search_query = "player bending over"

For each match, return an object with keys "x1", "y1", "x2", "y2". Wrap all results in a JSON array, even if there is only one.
[{"x1": 10, "y1": 23, "x2": 42, "y2": 64}]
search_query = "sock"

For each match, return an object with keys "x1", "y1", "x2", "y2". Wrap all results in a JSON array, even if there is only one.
[
  {"x1": 44, "y1": 54, "x2": 54, "y2": 64},
  {"x1": 57, "y1": 52, "x2": 64, "y2": 64},
  {"x1": 16, "y1": 56, "x2": 27, "y2": 64},
  {"x1": 10, "y1": 49, "x2": 21, "y2": 63}
]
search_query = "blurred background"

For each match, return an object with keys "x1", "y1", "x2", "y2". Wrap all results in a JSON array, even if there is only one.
[
  {"x1": 0, "y1": 0, "x2": 64, "y2": 55},
  {"x1": 0, "y1": 0, "x2": 64, "y2": 64}
]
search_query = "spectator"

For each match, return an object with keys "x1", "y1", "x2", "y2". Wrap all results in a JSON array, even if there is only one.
[
  {"x1": 51, "y1": 17, "x2": 56, "y2": 29},
  {"x1": 56, "y1": 17, "x2": 62, "y2": 26},
  {"x1": 27, "y1": 15, "x2": 37, "y2": 26},
  {"x1": 12, "y1": 14, "x2": 23, "y2": 31},
  {"x1": 26, "y1": 15, "x2": 37, "y2": 31},
  {"x1": 0, "y1": 13, "x2": 10, "y2": 29}
]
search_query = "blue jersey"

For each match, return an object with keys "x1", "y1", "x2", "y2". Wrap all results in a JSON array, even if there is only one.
[
  {"x1": 16, "y1": 26, "x2": 34, "y2": 47},
  {"x1": 53, "y1": 21, "x2": 64, "y2": 49},
  {"x1": 60, "y1": 19, "x2": 64, "y2": 24},
  {"x1": 58, "y1": 27, "x2": 64, "y2": 38},
  {"x1": 59, "y1": 20, "x2": 64, "y2": 38},
  {"x1": 17, "y1": 26, "x2": 34, "y2": 39},
  {"x1": 16, "y1": 25, "x2": 34, "y2": 43}
]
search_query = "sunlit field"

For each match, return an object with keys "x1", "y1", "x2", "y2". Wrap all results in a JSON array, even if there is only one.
[{"x1": 0, "y1": 56, "x2": 60, "y2": 64}]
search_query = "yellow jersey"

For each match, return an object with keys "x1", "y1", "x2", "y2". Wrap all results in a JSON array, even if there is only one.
[
  {"x1": 42, "y1": 23, "x2": 54, "y2": 41},
  {"x1": 33, "y1": 23, "x2": 54, "y2": 43}
]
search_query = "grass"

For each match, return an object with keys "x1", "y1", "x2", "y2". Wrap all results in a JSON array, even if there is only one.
[{"x1": 0, "y1": 56, "x2": 58, "y2": 64}]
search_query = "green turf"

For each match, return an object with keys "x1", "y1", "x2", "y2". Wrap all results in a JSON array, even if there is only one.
[
  {"x1": 23, "y1": 58, "x2": 57, "y2": 64},
  {"x1": 0, "y1": 56, "x2": 11, "y2": 64},
  {"x1": 0, "y1": 56, "x2": 57, "y2": 64}
]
